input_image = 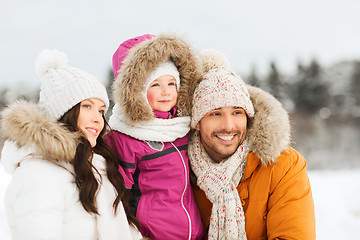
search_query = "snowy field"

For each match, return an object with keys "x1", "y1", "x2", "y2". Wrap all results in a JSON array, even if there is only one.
[{"x1": 1, "y1": 166, "x2": 360, "y2": 239}]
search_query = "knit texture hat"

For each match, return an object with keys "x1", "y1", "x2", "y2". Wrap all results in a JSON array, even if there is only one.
[
  {"x1": 143, "y1": 60, "x2": 180, "y2": 93},
  {"x1": 112, "y1": 34, "x2": 155, "y2": 79},
  {"x1": 191, "y1": 50, "x2": 254, "y2": 128},
  {"x1": 36, "y1": 49, "x2": 109, "y2": 120}
]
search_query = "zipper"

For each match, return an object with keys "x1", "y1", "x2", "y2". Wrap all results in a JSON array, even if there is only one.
[{"x1": 170, "y1": 142, "x2": 192, "y2": 240}]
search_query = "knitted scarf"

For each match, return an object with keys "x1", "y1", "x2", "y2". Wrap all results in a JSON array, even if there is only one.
[
  {"x1": 188, "y1": 131, "x2": 248, "y2": 240},
  {"x1": 109, "y1": 103, "x2": 190, "y2": 142}
]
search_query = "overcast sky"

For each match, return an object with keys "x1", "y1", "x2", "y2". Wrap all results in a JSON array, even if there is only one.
[{"x1": 1, "y1": 0, "x2": 359, "y2": 87}]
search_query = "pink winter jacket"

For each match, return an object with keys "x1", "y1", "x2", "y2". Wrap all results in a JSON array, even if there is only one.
[{"x1": 106, "y1": 111, "x2": 205, "y2": 240}]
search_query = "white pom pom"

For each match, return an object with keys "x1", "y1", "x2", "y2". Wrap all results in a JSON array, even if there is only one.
[
  {"x1": 35, "y1": 49, "x2": 68, "y2": 77},
  {"x1": 199, "y1": 49, "x2": 230, "y2": 72}
]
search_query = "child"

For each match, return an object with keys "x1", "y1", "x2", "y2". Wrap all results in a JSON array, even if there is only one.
[
  {"x1": 106, "y1": 34, "x2": 205, "y2": 240},
  {"x1": 1, "y1": 49, "x2": 142, "y2": 240}
]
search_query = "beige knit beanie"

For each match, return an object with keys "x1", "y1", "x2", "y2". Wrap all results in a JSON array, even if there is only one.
[{"x1": 191, "y1": 50, "x2": 254, "y2": 128}]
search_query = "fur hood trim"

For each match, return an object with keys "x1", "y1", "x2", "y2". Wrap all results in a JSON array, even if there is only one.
[
  {"x1": 247, "y1": 86, "x2": 291, "y2": 165},
  {"x1": 112, "y1": 33, "x2": 202, "y2": 123},
  {"x1": 1, "y1": 100, "x2": 80, "y2": 162}
]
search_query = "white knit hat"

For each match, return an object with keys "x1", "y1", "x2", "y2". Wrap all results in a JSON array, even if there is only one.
[
  {"x1": 143, "y1": 60, "x2": 180, "y2": 94},
  {"x1": 36, "y1": 49, "x2": 109, "y2": 120},
  {"x1": 191, "y1": 50, "x2": 255, "y2": 128}
]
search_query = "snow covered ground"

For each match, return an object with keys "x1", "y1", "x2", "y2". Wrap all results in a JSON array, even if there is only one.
[{"x1": 1, "y1": 166, "x2": 360, "y2": 239}]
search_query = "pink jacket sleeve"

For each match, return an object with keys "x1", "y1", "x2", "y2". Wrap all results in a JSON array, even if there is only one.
[{"x1": 105, "y1": 131, "x2": 138, "y2": 189}]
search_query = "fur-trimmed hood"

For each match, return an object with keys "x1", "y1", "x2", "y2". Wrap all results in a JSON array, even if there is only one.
[
  {"x1": 197, "y1": 50, "x2": 291, "y2": 166},
  {"x1": 247, "y1": 86, "x2": 291, "y2": 165},
  {"x1": 0, "y1": 100, "x2": 80, "y2": 173},
  {"x1": 112, "y1": 33, "x2": 202, "y2": 123}
]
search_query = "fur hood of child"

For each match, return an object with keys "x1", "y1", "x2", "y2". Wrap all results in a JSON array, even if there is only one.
[{"x1": 109, "y1": 33, "x2": 202, "y2": 132}]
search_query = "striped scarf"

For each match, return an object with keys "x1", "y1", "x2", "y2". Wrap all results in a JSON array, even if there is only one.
[{"x1": 188, "y1": 131, "x2": 248, "y2": 240}]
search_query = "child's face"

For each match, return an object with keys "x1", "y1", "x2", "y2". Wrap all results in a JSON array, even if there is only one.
[{"x1": 147, "y1": 75, "x2": 178, "y2": 112}]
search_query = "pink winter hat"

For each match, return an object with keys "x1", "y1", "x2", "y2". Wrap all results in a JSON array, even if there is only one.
[{"x1": 112, "y1": 34, "x2": 155, "y2": 79}]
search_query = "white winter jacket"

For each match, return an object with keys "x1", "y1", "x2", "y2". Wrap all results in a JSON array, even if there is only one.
[{"x1": 0, "y1": 101, "x2": 141, "y2": 240}]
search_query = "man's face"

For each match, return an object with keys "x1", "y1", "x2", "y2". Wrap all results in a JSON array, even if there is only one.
[{"x1": 195, "y1": 106, "x2": 247, "y2": 163}]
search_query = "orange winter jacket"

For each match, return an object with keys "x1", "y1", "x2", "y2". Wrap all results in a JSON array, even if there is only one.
[
  {"x1": 192, "y1": 146, "x2": 316, "y2": 240},
  {"x1": 190, "y1": 85, "x2": 316, "y2": 239}
]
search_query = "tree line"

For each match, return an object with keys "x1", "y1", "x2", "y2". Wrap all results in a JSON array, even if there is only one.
[
  {"x1": 245, "y1": 59, "x2": 360, "y2": 118},
  {"x1": 1, "y1": 58, "x2": 360, "y2": 119}
]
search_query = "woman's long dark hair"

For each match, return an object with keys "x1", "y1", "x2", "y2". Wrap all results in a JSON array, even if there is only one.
[{"x1": 59, "y1": 103, "x2": 139, "y2": 229}]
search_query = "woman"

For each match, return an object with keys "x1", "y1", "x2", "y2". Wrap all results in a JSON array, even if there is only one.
[{"x1": 0, "y1": 49, "x2": 141, "y2": 240}]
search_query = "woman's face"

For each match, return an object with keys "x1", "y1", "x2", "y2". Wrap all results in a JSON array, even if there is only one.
[{"x1": 77, "y1": 98, "x2": 106, "y2": 147}]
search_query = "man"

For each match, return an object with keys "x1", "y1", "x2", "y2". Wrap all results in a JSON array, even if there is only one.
[{"x1": 188, "y1": 50, "x2": 316, "y2": 240}]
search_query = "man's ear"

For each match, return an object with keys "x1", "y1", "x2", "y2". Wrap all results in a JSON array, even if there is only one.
[{"x1": 195, "y1": 122, "x2": 200, "y2": 131}]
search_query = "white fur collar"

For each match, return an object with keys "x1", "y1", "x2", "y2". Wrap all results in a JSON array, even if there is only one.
[
  {"x1": 109, "y1": 104, "x2": 190, "y2": 142},
  {"x1": 1, "y1": 100, "x2": 80, "y2": 163}
]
